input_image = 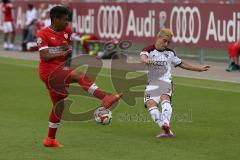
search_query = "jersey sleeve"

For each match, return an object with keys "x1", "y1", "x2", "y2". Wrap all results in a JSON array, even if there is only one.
[
  {"x1": 171, "y1": 53, "x2": 182, "y2": 67},
  {"x1": 36, "y1": 32, "x2": 48, "y2": 51},
  {"x1": 140, "y1": 51, "x2": 149, "y2": 57},
  {"x1": 140, "y1": 45, "x2": 154, "y2": 57}
]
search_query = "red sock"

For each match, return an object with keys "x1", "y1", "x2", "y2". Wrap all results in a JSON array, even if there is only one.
[
  {"x1": 48, "y1": 105, "x2": 63, "y2": 139},
  {"x1": 48, "y1": 128, "x2": 58, "y2": 139},
  {"x1": 93, "y1": 89, "x2": 106, "y2": 100},
  {"x1": 78, "y1": 74, "x2": 106, "y2": 100}
]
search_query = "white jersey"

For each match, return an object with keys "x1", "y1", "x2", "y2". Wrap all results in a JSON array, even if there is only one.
[{"x1": 140, "y1": 45, "x2": 182, "y2": 83}]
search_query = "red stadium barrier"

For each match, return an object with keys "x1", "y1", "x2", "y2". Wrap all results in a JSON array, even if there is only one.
[{"x1": 1, "y1": 1, "x2": 239, "y2": 49}]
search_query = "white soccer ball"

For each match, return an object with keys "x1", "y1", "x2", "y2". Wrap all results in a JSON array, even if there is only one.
[{"x1": 94, "y1": 107, "x2": 112, "y2": 125}]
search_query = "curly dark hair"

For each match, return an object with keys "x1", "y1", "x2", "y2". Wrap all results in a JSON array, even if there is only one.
[
  {"x1": 2, "y1": 0, "x2": 10, "y2": 4},
  {"x1": 50, "y1": 6, "x2": 70, "y2": 22}
]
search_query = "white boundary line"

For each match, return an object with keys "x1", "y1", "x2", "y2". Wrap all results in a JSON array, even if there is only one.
[
  {"x1": 0, "y1": 61, "x2": 37, "y2": 68},
  {"x1": 0, "y1": 60, "x2": 240, "y2": 93}
]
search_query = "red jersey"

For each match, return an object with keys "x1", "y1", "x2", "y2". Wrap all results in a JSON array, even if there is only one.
[
  {"x1": 36, "y1": 27, "x2": 72, "y2": 81},
  {"x1": 2, "y1": 3, "x2": 13, "y2": 22}
]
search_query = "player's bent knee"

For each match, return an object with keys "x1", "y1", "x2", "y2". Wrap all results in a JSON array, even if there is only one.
[
  {"x1": 70, "y1": 70, "x2": 83, "y2": 82},
  {"x1": 145, "y1": 99, "x2": 158, "y2": 109},
  {"x1": 160, "y1": 94, "x2": 170, "y2": 102}
]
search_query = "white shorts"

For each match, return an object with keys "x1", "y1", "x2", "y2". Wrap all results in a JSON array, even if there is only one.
[
  {"x1": 3, "y1": 22, "x2": 14, "y2": 33},
  {"x1": 144, "y1": 80, "x2": 172, "y2": 104}
]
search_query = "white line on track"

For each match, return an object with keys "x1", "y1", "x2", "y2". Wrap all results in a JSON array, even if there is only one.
[{"x1": 1, "y1": 61, "x2": 239, "y2": 93}]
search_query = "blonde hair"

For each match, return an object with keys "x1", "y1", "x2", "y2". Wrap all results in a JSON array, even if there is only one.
[{"x1": 157, "y1": 28, "x2": 173, "y2": 40}]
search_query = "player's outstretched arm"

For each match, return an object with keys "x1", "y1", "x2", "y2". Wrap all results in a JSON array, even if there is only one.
[
  {"x1": 179, "y1": 60, "x2": 210, "y2": 72},
  {"x1": 140, "y1": 54, "x2": 153, "y2": 64}
]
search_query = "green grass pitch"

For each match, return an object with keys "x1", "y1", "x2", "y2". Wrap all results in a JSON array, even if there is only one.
[{"x1": 0, "y1": 57, "x2": 239, "y2": 160}]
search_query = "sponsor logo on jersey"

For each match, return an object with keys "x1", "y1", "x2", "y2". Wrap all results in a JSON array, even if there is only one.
[
  {"x1": 50, "y1": 37, "x2": 56, "y2": 40},
  {"x1": 48, "y1": 46, "x2": 65, "y2": 54},
  {"x1": 153, "y1": 61, "x2": 167, "y2": 66},
  {"x1": 164, "y1": 54, "x2": 169, "y2": 58}
]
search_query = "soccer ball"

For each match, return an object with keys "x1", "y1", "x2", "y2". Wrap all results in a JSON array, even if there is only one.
[{"x1": 94, "y1": 107, "x2": 112, "y2": 125}]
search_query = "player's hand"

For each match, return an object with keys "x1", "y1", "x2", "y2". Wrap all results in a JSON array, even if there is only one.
[
  {"x1": 147, "y1": 58, "x2": 153, "y2": 64},
  {"x1": 62, "y1": 41, "x2": 70, "y2": 50},
  {"x1": 62, "y1": 49, "x2": 72, "y2": 56},
  {"x1": 199, "y1": 65, "x2": 210, "y2": 71}
]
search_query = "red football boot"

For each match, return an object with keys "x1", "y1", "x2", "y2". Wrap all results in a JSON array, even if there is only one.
[
  {"x1": 156, "y1": 123, "x2": 174, "y2": 138},
  {"x1": 43, "y1": 137, "x2": 63, "y2": 147},
  {"x1": 101, "y1": 93, "x2": 123, "y2": 109}
]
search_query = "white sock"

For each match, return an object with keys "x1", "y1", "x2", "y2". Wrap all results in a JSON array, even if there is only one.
[
  {"x1": 4, "y1": 42, "x2": 8, "y2": 49},
  {"x1": 149, "y1": 106, "x2": 162, "y2": 128},
  {"x1": 161, "y1": 100, "x2": 172, "y2": 126},
  {"x1": 9, "y1": 43, "x2": 14, "y2": 49},
  {"x1": 87, "y1": 83, "x2": 98, "y2": 95}
]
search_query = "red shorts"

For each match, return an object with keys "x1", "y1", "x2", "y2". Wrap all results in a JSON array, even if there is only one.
[
  {"x1": 228, "y1": 43, "x2": 240, "y2": 57},
  {"x1": 3, "y1": 21, "x2": 15, "y2": 33},
  {"x1": 40, "y1": 66, "x2": 73, "y2": 103}
]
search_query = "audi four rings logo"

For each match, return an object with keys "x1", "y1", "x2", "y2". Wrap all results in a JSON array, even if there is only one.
[
  {"x1": 170, "y1": 6, "x2": 201, "y2": 44},
  {"x1": 153, "y1": 61, "x2": 167, "y2": 66},
  {"x1": 97, "y1": 5, "x2": 124, "y2": 39}
]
